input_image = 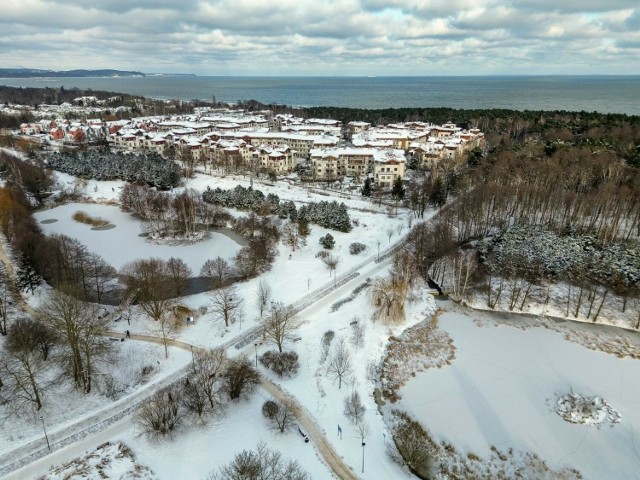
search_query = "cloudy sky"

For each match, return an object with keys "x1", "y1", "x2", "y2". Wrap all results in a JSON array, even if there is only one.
[{"x1": 1, "y1": 0, "x2": 639, "y2": 75}]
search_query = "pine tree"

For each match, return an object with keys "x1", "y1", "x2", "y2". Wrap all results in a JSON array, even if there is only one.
[
  {"x1": 297, "y1": 209, "x2": 310, "y2": 237},
  {"x1": 361, "y1": 177, "x2": 372, "y2": 197},
  {"x1": 392, "y1": 176, "x2": 405, "y2": 201},
  {"x1": 319, "y1": 234, "x2": 335, "y2": 250},
  {"x1": 16, "y1": 254, "x2": 41, "y2": 294}
]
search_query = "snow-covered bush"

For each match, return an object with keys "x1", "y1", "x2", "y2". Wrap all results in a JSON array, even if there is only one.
[
  {"x1": 259, "y1": 351, "x2": 299, "y2": 377},
  {"x1": 319, "y1": 233, "x2": 335, "y2": 249},
  {"x1": 319, "y1": 330, "x2": 335, "y2": 363},
  {"x1": 349, "y1": 242, "x2": 366, "y2": 255}
]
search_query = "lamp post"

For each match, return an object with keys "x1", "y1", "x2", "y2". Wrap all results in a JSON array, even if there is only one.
[
  {"x1": 377, "y1": 241, "x2": 380, "y2": 261},
  {"x1": 190, "y1": 345, "x2": 195, "y2": 373},
  {"x1": 361, "y1": 441, "x2": 366, "y2": 473},
  {"x1": 254, "y1": 343, "x2": 258, "y2": 367},
  {"x1": 40, "y1": 416, "x2": 51, "y2": 451}
]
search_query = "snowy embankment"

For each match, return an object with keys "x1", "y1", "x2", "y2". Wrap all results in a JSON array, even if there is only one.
[{"x1": 398, "y1": 306, "x2": 640, "y2": 480}]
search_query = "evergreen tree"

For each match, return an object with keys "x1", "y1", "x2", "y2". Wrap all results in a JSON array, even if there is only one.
[
  {"x1": 361, "y1": 177, "x2": 372, "y2": 197},
  {"x1": 391, "y1": 177, "x2": 405, "y2": 201},
  {"x1": 297, "y1": 209, "x2": 310, "y2": 237},
  {"x1": 319, "y1": 234, "x2": 335, "y2": 250},
  {"x1": 429, "y1": 176, "x2": 447, "y2": 207},
  {"x1": 16, "y1": 254, "x2": 41, "y2": 294}
]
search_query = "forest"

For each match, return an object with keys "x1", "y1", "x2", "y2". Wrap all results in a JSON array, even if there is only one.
[{"x1": 394, "y1": 111, "x2": 640, "y2": 326}]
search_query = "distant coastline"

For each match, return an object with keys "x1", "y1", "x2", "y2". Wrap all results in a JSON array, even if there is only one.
[{"x1": 0, "y1": 68, "x2": 147, "y2": 78}]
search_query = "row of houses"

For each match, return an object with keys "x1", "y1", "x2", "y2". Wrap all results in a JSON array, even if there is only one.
[{"x1": 310, "y1": 147, "x2": 406, "y2": 187}]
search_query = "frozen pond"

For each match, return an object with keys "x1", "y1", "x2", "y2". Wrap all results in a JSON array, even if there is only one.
[
  {"x1": 399, "y1": 309, "x2": 640, "y2": 480},
  {"x1": 34, "y1": 202, "x2": 243, "y2": 272}
]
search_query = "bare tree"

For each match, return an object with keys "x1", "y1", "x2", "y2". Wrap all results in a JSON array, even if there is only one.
[
  {"x1": 356, "y1": 419, "x2": 371, "y2": 446},
  {"x1": 255, "y1": 279, "x2": 272, "y2": 320},
  {"x1": 120, "y1": 258, "x2": 174, "y2": 322},
  {"x1": 136, "y1": 385, "x2": 184, "y2": 436},
  {"x1": 85, "y1": 252, "x2": 116, "y2": 304},
  {"x1": 387, "y1": 226, "x2": 394, "y2": 243},
  {"x1": 36, "y1": 288, "x2": 110, "y2": 393},
  {"x1": 210, "y1": 286, "x2": 243, "y2": 328},
  {"x1": 322, "y1": 253, "x2": 340, "y2": 279},
  {"x1": 262, "y1": 302, "x2": 300, "y2": 353},
  {"x1": 327, "y1": 338, "x2": 353, "y2": 389},
  {"x1": 7, "y1": 318, "x2": 56, "y2": 361},
  {"x1": 222, "y1": 357, "x2": 260, "y2": 401},
  {"x1": 190, "y1": 348, "x2": 227, "y2": 415},
  {"x1": 344, "y1": 390, "x2": 366, "y2": 425},
  {"x1": 166, "y1": 257, "x2": 192, "y2": 297},
  {"x1": 369, "y1": 276, "x2": 408, "y2": 324},
  {"x1": 200, "y1": 256, "x2": 232, "y2": 289},
  {"x1": 263, "y1": 397, "x2": 297, "y2": 433},
  {"x1": 0, "y1": 323, "x2": 51, "y2": 412},
  {"x1": 153, "y1": 312, "x2": 180, "y2": 359},
  {"x1": 209, "y1": 442, "x2": 310, "y2": 480},
  {"x1": 182, "y1": 376, "x2": 208, "y2": 419}
]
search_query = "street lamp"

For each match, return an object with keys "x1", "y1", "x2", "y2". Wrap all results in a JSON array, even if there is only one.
[
  {"x1": 40, "y1": 415, "x2": 51, "y2": 451},
  {"x1": 254, "y1": 343, "x2": 258, "y2": 367},
  {"x1": 361, "y1": 441, "x2": 366, "y2": 473},
  {"x1": 190, "y1": 345, "x2": 195, "y2": 373},
  {"x1": 377, "y1": 241, "x2": 380, "y2": 261}
]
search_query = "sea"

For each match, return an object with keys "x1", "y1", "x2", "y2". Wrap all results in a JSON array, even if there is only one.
[{"x1": 1, "y1": 75, "x2": 639, "y2": 116}]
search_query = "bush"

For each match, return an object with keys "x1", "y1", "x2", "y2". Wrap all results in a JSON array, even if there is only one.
[
  {"x1": 349, "y1": 242, "x2": 366, "y2": 255},
  {"x1": 72, "y1": 211, "x2": 109, "y2": 227},
  {"x1": 259, "y1": 351, "x2": 299, "y2": 377},
  {"x1": 319, "y1": 234, "x2": 335, "y2": 250},
  {"x1": 319, "y1": 330, "x2": 335, "y2": 363},
  {"x1": 136, "y1": 386, "x2": 184, "y2": 436},
  {"x1": 389, "y1": 410, "x2": 437, "y2": 478},
  {"x1": 262, "y1": 400, "x2": 280, "y2": 419}
]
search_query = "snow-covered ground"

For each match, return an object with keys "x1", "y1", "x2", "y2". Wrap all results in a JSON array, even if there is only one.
[
  {"x1": 398, "y1": 307, "x2": 640, "y2": 480},
  {"x1": 20, "y1": 167, "x2": 639, "y2": 479}
]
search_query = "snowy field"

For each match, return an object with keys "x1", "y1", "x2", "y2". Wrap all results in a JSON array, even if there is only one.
[
  {"x1": 398, "y1": 307, "x2": 640, "y2": 480},
  {"x1": 33, "y1": 202, "x2": 243, "y2": 272}
]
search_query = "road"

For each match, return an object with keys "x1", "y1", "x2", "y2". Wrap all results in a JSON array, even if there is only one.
[{"x1": 0, "y1": 228, "x2": 400, "y2": 479}]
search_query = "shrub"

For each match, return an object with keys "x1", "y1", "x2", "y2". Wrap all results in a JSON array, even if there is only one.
[
  {"x1": 262, "y1": 400, "x2": 280, "y2": 419},
  {"x1": 389, "y1": 410, "x2": 436, "y2": 478},
  {"x1": 72, "y1": 211, "x2": 109, "y2": 227},
  {"x1": 320, "y1": 330, "x2": 335, "y2": 363},
  {"x1": 259, "y1": 351, "x2": 299, "y2": 377},
  {"x1": 319, "y1": 234, "x2": 335, "y2": 250},
  {"x1": 349, "y1": 242, "x2": 366, "y2": 255}
]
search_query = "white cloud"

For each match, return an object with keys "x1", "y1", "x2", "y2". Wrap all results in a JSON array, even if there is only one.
[{"x1": 0, "y1": 0, "x2": 637, "y2": 75}]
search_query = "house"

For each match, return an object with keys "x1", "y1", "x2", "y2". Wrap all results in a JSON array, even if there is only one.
[{"x1": 372, "y1": 150, "x2": 406, "y2": 188}]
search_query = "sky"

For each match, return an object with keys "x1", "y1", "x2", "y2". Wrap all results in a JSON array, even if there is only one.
[{"x1": 1, "y1": 0, "x2": 639, "y2": 76}]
